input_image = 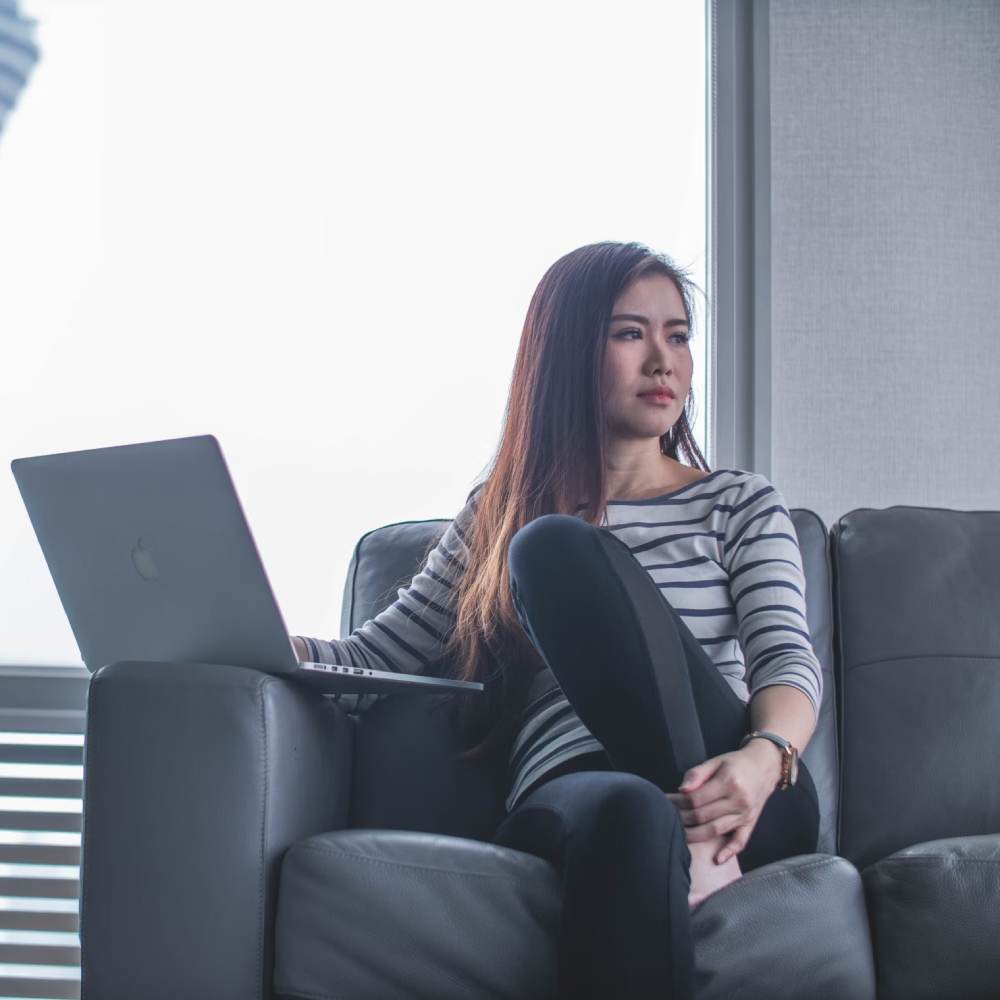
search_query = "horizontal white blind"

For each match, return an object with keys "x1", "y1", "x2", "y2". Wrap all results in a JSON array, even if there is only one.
[{"x1": 0, "y1": 669, "x2": 87, "y2": 1000}]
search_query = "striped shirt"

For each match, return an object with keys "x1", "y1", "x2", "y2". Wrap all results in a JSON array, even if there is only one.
[{"x1": 293, "y1": 468, "x2": 824, "y2": 814}]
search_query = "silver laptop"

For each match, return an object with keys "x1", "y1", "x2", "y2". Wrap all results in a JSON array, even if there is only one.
[{"x1": 10, "y1": 434, "x2": 483, "y2": 696}]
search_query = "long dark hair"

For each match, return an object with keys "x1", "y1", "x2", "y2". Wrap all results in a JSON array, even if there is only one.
[{"x1": 438, "y1": 241, "x2": 710, "y2": 761}]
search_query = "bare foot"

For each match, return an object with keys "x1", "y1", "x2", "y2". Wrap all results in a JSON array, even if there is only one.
[{"x1": 687, "y1": 833, "x2": 742, "y2": 909}]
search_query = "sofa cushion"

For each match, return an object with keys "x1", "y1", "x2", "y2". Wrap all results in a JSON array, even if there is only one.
[
  {"x1": 273, "y1": 829, "x2": 560, "y2": 1000},
  {"x1": 274, "y1": 830, "x2": 875, "y2": 1000},
  {"x1": 860, "y1": 834, "x2": 1000, "y2": 1000},
  {"x1": 833, "y1": 506, "x2": 1000, "y2": 869},
  {"x1": 691, "y1": 853, "x2": 876, "y2": 1000}
]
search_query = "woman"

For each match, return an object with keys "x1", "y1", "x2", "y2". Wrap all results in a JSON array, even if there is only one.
[{"x1": 292, "y1": 241, "x2": 822, "y2": 1000}]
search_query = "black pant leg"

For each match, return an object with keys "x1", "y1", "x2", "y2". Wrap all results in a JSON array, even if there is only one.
[
  {"x1": 507, "y1": 513, "x2": 747, "y2": 791},
  {"x1": 494, "y1": 770, "x2": 694, "y2": 1000}
]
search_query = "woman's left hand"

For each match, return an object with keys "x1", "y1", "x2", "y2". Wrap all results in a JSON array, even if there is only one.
[{"x1": 665, "y1": 743, "x2": 782, "y2": 864}]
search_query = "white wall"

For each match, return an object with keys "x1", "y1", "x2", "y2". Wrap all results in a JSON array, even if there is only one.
[{"x1": 0, "y1": 0, "x2": 707, "y2": 666}]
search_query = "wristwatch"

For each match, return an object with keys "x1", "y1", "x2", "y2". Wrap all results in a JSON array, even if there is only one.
[{"x1": 739, "y1": 730, "x2": 799, "y2": 791}]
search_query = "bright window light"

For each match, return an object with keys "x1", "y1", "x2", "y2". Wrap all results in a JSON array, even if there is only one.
[{"x1": 0, "y1": 0, "x2": 707, "y2": 667}]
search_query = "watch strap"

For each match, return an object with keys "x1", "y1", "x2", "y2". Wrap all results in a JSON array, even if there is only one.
[{"x1": 739, "y1": 730, "x2": 797, "y2": 790}]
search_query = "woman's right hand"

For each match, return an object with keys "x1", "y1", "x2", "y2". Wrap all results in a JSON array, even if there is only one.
[{"x1": 290, "y1": 635, "x2": 309, "y2": 662}]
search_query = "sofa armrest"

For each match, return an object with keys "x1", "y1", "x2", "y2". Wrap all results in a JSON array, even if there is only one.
[{"x1": 79, "y1": 660, "x2": 354, "y2": 1000}]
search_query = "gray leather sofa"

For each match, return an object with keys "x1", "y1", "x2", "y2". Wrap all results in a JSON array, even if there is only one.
[{"x1": 78, "y1": 504, "x2": 1000, "y2": 999}]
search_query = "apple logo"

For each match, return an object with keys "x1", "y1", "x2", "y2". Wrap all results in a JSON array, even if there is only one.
[{"x1": 130, "y1": 538, "x2": 160, "y2": 581}]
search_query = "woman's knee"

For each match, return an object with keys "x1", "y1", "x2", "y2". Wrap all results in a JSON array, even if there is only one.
[
  {"x1": 508, "y1": 514, "x2": 592, "y2": 580},
  {"x1": 544, "y1": 770, "x2": 685, "y2": 841}
]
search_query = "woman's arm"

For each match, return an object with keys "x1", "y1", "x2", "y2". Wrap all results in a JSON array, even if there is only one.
[
  {"x1": 723, "y1": 472, "x2": 824, "y2": 722},
  {"x1": 670, "y1": 683, "x2": 819, "y2": 865},
  {"x1": 742, "y1": 684, "x2": 818, "y2": 781},
  {"x1": 290, "y1": 483, "x2": 484, "y2": 712},
  {"x1": 670, "y1": 474, "x2": 825, "y2": 863}
]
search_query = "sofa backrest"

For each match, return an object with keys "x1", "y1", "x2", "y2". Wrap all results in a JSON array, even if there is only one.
[
  {"x1": 340, "y1": 519, "x2": 509, "y2": 841},
  {"x1": 791, "y1": 510, "x2": 839, "y2": 855},
  {"x1": 340, "y1": 510, "x2": 841, "y2": 854},
  {"x1": 831, "y1": 505, "x2": 1000, "y2": 870}
]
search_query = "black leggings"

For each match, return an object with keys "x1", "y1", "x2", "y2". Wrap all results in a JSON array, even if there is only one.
[{"x1": 492, "y1": 513, "x2": 820, "y2": 1000}]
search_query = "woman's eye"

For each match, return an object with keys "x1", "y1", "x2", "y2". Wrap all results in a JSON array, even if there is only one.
[{"x1": 614, "y1": 329, "x2": 691, "y2": 344}]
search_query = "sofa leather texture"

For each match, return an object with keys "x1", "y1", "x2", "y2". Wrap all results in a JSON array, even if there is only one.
[
  {"x1": 833, "y1": 507, "x2": 1000, "y2": 870},
  {"x1": 274, "y1": 832, "x2": 877, "y2": 1000},
  {"x1": 275, "y1": 830, "x2": 561, "y2": 1000},
  {"x1": 861, "y1": 834, "x2": 1000, "y2": 1000},
  {"x1": 690, "y1": 853, "x2": 876, "y2": 999},
  {"x1": 80, "y1": 660, "x2": 353, "y2": 1000}
]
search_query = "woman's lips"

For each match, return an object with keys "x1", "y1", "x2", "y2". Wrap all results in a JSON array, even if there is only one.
[{"x1": 638, "y1": 391, "x2": 675, "y2": 405}]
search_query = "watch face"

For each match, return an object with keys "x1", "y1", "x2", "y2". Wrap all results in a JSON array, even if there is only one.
[{"x1": 790, "y1": 753, "x2": 799, "y2": 785}]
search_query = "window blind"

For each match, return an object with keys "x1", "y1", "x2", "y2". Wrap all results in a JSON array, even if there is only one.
[{"x1": 0, "y1": 668, "x2": 87, "y2": 1000}]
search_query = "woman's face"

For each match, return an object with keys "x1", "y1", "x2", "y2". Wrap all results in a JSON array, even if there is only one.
[{"x1": 600, "y1": 272, "x2": 693, "y2": 442}]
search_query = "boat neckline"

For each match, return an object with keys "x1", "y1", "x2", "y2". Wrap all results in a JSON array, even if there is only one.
[{"x1": 604, "y1": 467, "x2": 735, "y2": 505}]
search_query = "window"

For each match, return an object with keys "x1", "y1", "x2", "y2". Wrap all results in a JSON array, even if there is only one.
[
  {"x1": 2, "y1": 0, "x2": 708, "y2": 668},
  {"x1": 0, "y1": 3, "x2": 706, "y2": 995}
]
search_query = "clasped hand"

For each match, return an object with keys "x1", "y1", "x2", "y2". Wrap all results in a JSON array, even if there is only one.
[{"x1": 664, "y1": 747, "x2": 778, "y2": 865}]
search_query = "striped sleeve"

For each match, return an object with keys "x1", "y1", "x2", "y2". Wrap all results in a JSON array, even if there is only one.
[
  {"x1": 722, "y1": 473, "x2": 823, "y2": 721},
  {"x1": 291, "y1": 484, "x2": 482, "y2": 713}
]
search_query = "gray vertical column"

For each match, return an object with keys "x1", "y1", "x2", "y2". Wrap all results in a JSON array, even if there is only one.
[{"x1": 708, "y1": 0, "x2": 772, "y2": 476}]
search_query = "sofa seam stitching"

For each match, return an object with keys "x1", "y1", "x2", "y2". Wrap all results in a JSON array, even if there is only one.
[
  {"x1": 866, "y1": 857, "x2": 1000, "y2": 867},
  {"x1": 291, "y1": 843, "x2": 553, "y2": 885},
  {"x1": 257, "y1": 676, "x2": 269, "y2": 1000}
]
